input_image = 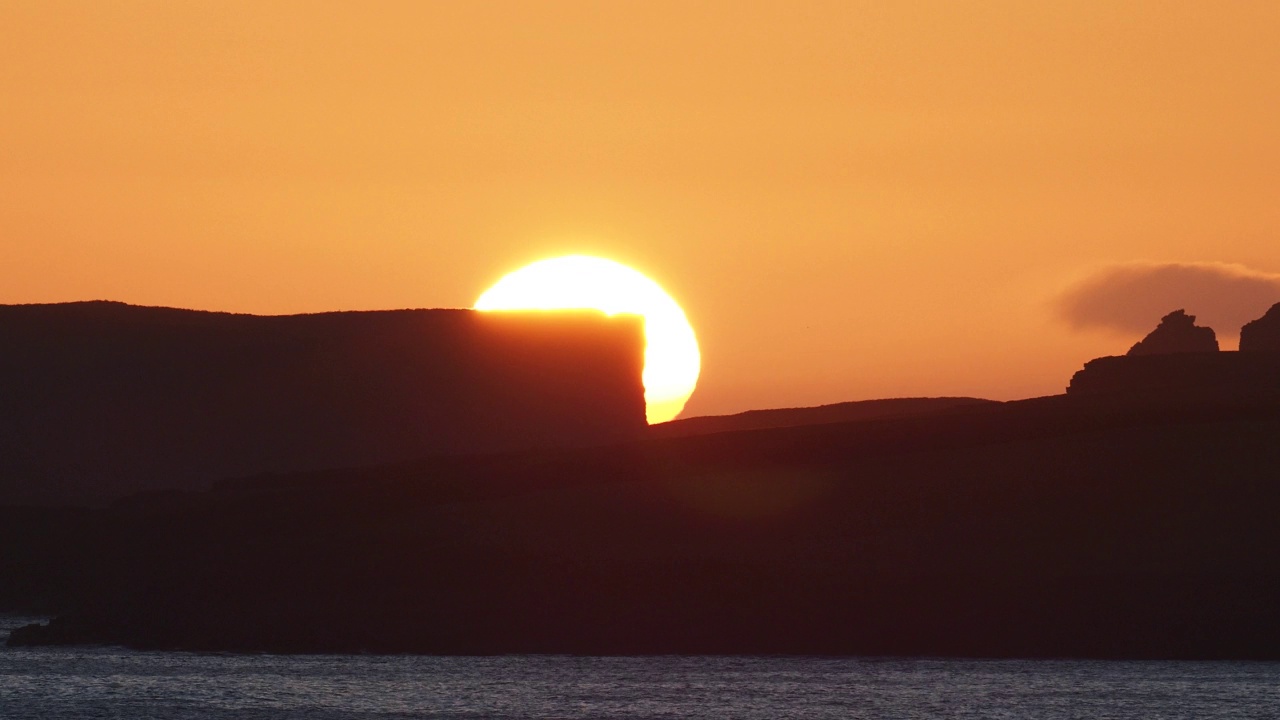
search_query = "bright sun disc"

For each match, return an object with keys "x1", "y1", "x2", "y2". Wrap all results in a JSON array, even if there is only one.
[{"x1": 475, "y1": 255, "x2": 700, "y2": 424}]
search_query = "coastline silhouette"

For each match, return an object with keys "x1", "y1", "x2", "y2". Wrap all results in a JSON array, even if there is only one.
[{"x1": 4, "y1": 300, "x2": 1280, "y2": 658}]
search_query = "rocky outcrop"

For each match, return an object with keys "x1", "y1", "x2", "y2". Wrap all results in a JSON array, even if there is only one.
[
  {"x1": 1127, "y1": 309, "x2": 1218, "y2": 356},
  {"x1": 1068, "y1": 351, "x2": 1280, "y2": 401},
  {"x1": 1068, "y1": 307, "x2": 1280, "y2": 401},
  {"x1": 1240, "y1": 302, "x2": 1280, "y2": 354},
  {"x1": 0, "y1": 302, "x2": 646, "y2": 505}
]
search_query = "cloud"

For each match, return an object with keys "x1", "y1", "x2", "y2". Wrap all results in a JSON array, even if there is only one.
[{"x1": 1057, "y1": 261, "x2": 1280, "y2": 335}]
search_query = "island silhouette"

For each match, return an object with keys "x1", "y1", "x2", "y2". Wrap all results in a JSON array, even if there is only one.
[{"x1": 4, "y1": 300, "x2": 1280, "y2": 658}]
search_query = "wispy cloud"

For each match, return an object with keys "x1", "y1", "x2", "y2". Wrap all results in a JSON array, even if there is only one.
[{"x1": 1057, "y1": 261, "x2": 1280, "y2": 335}]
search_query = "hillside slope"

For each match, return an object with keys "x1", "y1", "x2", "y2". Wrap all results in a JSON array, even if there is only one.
[{"x1": 7, "y1": 393, "x2": 1280, "y2": 658}]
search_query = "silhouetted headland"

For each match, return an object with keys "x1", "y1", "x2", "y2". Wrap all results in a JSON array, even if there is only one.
[
  {"x1": 1070, "y1": 305, "x2": 1280, "y2": 403},
  {"x1": 0, "y1": 302, "x2": 645, "y2": 505},
  {"x1": 5, "y1": 303, "x2": 1280, "y2": 658}
]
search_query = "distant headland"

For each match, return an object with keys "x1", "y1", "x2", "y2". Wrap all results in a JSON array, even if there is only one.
[
  {"x1": 1068, "y1": 305, "x2": 1280, "y2": 403},
  {"x1": 4, "y1": 300, "x2": 1280, "y2": 658},
  {"x1": 0, "y1": 302, "x2": 645, "y2": 505}
]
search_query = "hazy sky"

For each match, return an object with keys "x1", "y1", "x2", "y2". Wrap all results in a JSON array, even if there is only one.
[{"x1": 4, "y1": 1, "x2": 1279, "y2": 418}]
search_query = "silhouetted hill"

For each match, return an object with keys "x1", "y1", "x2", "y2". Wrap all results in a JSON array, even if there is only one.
[
  {"x1": 6, "y1": 392, "x2": 1280, "y2": 658},
  {"x1": 649, "y1": 397, "x2": 995, "y2": 438},
  {"x1": 0, "y1": 302, "x2": 645, "y2": 505},
  {"x1": 9, "y1": 305, "x2": 1280, "y2": 659}
]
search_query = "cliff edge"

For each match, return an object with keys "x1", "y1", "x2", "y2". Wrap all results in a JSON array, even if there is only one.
[{"x1": 0, "y1": 302, "x2": 646, "y2": 504}]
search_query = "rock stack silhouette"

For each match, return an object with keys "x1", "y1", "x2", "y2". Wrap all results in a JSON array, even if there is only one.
[
  {"x1": 1240, "y1": 302, "x2": 1280, "y2": 353},
  {"x1": 1126, "y1": 309, "x2": 1218, "y2": 355},
  {"x1": 1068, "y1": 302, "x2": 1280, "y2": 401}
]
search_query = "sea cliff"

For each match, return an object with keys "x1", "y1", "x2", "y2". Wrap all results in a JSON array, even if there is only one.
[{"x1": 0, "y1": 302, "x2": 646, "y2": 505}]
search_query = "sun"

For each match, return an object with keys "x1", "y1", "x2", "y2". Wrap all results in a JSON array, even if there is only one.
[{"x1": 475, "y1": 255, "x2": 700, "y2": 424}]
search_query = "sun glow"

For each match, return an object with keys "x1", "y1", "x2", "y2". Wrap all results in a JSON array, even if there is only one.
[{"x1": 475, "y1": 256, "x2": 700, "y2": 424}]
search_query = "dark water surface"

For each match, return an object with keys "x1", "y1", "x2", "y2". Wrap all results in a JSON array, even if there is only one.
[{"x1": 3, "y1": 617, "x2": 1279, "y2": 719}]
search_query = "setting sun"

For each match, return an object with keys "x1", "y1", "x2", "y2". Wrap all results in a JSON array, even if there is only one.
[{"x1": 475, "y1": 255, "x2": 700, "y2": 424}]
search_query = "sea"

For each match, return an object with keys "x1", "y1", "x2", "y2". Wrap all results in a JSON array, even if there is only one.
[{"x1": 3, "y1": 616, "x2": 1279, "y2": 719}]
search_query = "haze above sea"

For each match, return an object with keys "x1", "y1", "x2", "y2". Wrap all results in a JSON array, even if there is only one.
[{"x1": 2, "y1": 618, "x2": 1278, "y2": 719}]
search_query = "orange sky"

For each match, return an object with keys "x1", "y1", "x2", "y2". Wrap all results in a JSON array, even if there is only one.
[{"x1": 3, "y1": 1, "x2": 1279, "y2": 418}]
